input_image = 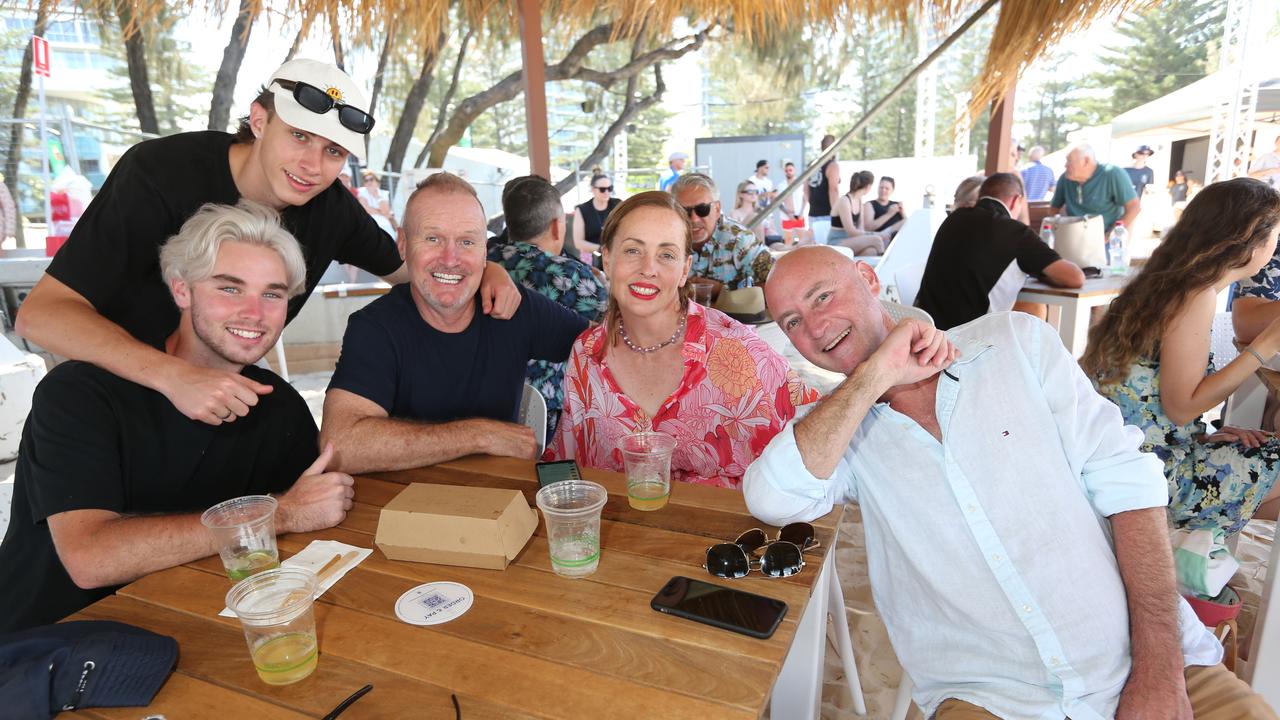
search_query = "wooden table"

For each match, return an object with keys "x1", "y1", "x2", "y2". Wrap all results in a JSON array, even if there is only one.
[
  {"x1": 68, "y1": 456, "x2": 844, "y2": 719},
  {"x1": 1017, "y1": 274, "x2": 1130, "y2": 357}
]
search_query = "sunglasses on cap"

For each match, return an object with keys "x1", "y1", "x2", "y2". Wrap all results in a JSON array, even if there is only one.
[
  {"x1": 272, "y1": 79, "x2": 376, "y2": 135},
  {"x1": 682, "y1": 202, "x2": 715, "y2": 218},
  {"x1": 594, "y1": 185, "x2": 614, "y2": 193},
  {"x1": 704, "y1": 523, "x2": 819, "y2": 579}
]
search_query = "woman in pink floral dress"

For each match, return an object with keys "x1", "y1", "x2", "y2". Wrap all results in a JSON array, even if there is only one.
[{"x1": 546, "y1": 191, "x2": 818, "y2": 489}]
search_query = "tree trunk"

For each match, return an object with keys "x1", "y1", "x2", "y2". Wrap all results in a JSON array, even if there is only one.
[
  {"x1": 328, "y1": 7, "x2": 344, "y2": 71},
  {"x1": 207, "y1": 0, "x2": 256, "y2": 132},
  {"x1": 382, "y1": 32, "x2": 446, "y2": 175},
  {"x1": 116, "y1": 0, "x2": 159, "y2": 135},
  {"x1": 415, "y1": 27, "x2": 474, "y2": 168},
  {"x1": 284, "y1": 8, "x2": 317, "y2": 63},
  {"x1": 4, "y1": 0, "x2": 52, "y2": 247},
  {"x1": 366, "y1": 25, "x2": 397, "y2": 160},
  {"x1": 552, "y1": 30, "x2": 656, "y2": 197},
  {"x1": 426, "y1": 23, "x2": 707, "y2": 168},
  {"x1": 552, "y1": 65, "x2": 667, "y2": 197}
]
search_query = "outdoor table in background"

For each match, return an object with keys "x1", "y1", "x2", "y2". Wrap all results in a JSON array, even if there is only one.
[
  {"x1": 66, "y1": 456, "x2": 844, "y2": 719},
  {"x1": 1017, "y1": 274, "x2": 1130, "y2": 358}
]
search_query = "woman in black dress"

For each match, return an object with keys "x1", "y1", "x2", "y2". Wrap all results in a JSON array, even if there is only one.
[{"x1": 572, "y1": 173, "x2": 621, "y2": 259}]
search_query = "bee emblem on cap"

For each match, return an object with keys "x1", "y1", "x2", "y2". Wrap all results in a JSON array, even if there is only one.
[{"x1": 325, "y1": 87, "x2": 343, "y2": 101}]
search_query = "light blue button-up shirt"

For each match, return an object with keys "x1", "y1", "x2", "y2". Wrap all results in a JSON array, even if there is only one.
[{"x1": 744, "y1": 312, "x2": 1220, "y2": 719}]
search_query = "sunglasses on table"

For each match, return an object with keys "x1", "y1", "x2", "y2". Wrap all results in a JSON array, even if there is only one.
[
  {"x1": 272, "y1": 79, "x2": 376, "y2": 135},
  {"x1": 594, "y1": 185, "x2": 614, "y2": 193},
  {"x1": 704, "y1": 523, "x2": 819, "y2": 579},
  {"x1": 682, "y1": 202, "x2": 715, "y2": 218}
]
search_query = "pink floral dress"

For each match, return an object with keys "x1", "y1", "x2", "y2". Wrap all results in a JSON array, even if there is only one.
[{"x1": 546, "y1": 303, "x2": 819, "y2": 488}]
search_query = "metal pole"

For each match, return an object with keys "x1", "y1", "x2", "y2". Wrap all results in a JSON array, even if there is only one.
[
  {"x1": 747, "y1": 0, "x2": 999, "y2": 231},
  {"x1": 37, "y1": 72, "x2": 50, "y2": 233}
]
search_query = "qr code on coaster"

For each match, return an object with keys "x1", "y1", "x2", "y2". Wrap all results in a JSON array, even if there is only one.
[{"x1": 417, "y1": 591, "x2": 449, "y2": 610}]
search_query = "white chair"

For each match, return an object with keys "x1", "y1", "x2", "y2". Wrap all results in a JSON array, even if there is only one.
[
  {"x1": 894, "y1": 261, "x2": 928, "y2": 308},
  {"x1": 880, "y1": 299, "x2": 933, "y2": 326},
  {"x1": 875, "y1": 207, "x2": 946, "y2": 300},
  {"x1": 1213, "y1": 312, "x2": 1266, "y2": 429},
  {"x1": 518, "y1": 383, "x2": 547, "y2": 454},
  {"x1": 827, "y1": 567, "x2": 868, "y2": 716}
]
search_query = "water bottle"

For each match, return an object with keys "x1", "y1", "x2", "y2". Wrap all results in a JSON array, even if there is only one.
[
  {"x1": 1108, "y1": 222, "x2": 1129, "y2": 276},
  {"x1": 1039, "y1": 220, "x2": 1055, "y2": 250}
]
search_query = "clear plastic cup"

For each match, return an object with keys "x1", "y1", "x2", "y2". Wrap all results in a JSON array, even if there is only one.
[
  {"x1": 201, "y1": 495, "x2": 280, "y2": 581},
  {"x1": 226, "y1": 568, "x2": 319, "y2": 685},
  {"x1": 535, "y1": 480, "x2": 609, "y2": 578},
  {"x1": 620, "y1": 432, "x2": 677, "y2": 511}
]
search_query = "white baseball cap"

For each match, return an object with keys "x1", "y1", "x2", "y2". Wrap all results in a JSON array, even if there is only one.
[{"x1": 266, "y1": 59, "x2": 373, "y2": 160}]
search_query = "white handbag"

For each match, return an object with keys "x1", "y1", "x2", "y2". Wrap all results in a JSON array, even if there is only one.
[{"x1": 1050, "y1": 215, "x2": 1107, "y2": 270}]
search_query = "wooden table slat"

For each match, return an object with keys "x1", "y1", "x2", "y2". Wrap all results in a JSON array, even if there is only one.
[
  {"x1": 73, "y1": 595, "x2": 540, "y2": 720},
  {"x1": 75, "y1": 457, "x2": 839, "y2": 718},
  {"x1": 116, "y1": 568, "x2": 757, "y2": 719},
  {"x1": 339, "y1": 489, "x2": 832, "y2": 592}
]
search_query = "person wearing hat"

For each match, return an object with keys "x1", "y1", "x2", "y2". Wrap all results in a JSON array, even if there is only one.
[
  {"x1": 13, "y1": 58, "x2": 520, "y2": 427},
  {"x1": 659, "y1": 151, "x2": 688, "y2": 192},
  {"x1": 1126, "y1": 145, "x2": 1156, "y2": 199},
  {"x1": 547, "y1": 191, "x2": 818, "y2": 489},
  {"x1": 0, "y1": 201, "x2": 353, "y2": 633}
]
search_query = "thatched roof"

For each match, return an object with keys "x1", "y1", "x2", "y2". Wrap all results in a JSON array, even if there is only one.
[{"x1": 96, "y1": 0, "x2": 1141, "y2": 115}]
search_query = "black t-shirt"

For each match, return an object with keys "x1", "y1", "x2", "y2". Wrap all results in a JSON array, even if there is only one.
[
  {"x1": 807, "y1": 160, "x2": 835, "y2": 217},
  {"x1": 870, "y1": 199, "x2": 904, "y2": 228},
  {"x1": 328, "y1": 284, "x2": 587, "y2": 423},
  {"x1": 576, "y1": 198, "x2": 621, "y2": 247},
  {"x1": 915, "y1": 198, "x2": 1063, "y2": 330},
  {"x1": 42, "y1": 131, "x2": 403, "y2": 349},
  {"x1": 0, "y1": 362, "x2": 318, "y2": 632},
  {"x1": 1124, "y1": 166, "x2": 1154, "y2": 198}
]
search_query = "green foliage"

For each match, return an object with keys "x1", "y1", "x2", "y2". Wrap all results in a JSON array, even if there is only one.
[
  {"x1": 703, "y1": 36, "x2": 816, "y2": 137},
  {"x1": 840, "y1": 18, "x2": 917, "y2": 161},
  {"x1": 624, "y1": 101, "x2": 673, "y2": 192},
  {"x1": 101, "y1": 14, "x2": 211, "y2": 134},
  {"x1": 1085, "y1": 0, "x2": 1225, "y2": 121}
]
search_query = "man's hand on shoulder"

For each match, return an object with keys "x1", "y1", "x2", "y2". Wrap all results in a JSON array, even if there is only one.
[
  {"x1": 480, "y1": 261, "x2": 522, "y2": 319},
  {"x1": 160, "y1": 359, "x2": 274, "y2": 425},
  {"x1": 275, "y1": 443, "x2": 355, "y2": 534},
  {"x1": 864, "y1": 320, "x2": 957, "y2": 389},
  {"x1": 1116, "y1": 669, "x2": 1192, "y2": 720}
]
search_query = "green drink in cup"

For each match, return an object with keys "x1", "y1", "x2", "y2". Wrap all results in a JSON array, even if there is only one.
[
  {"x1": 226, "y1": 567, "x2": 319, "y2": 685},
  {"x1": 201, "y1": 495, "x2": 281, "y2": 580}
]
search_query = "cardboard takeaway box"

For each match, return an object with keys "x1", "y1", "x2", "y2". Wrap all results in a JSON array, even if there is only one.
[{"x1": 375, "y1": 483, "x2": 539, "y2": 570}]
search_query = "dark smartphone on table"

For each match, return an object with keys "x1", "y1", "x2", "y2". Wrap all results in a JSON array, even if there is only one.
[
  {"x1": 535, "y1": 459, "x2": 582, "y2": 488},
  {"x1": 650, "y1": 576, "x2": 787, "y2": 639}
]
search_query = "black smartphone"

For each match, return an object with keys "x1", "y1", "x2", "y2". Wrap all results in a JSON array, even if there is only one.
[
  {"x1": 535, "y1": 459, "x2": 582, "y2": 488},
  {"x1": 650, "y1": 576, "x2": 787, "y2": 639}
]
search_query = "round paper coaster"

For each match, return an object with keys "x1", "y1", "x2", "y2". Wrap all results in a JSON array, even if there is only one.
[{"x1": 395, "y1": 582, "x2": 474, "y2": 626}]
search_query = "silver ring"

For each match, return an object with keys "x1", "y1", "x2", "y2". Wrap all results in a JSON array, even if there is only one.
[{"x1": 217, "y1": 411, "x2": 233, "y2": 421}]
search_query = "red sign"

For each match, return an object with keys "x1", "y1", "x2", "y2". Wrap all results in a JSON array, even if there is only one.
[{"x1": 32, "y1": 35, "x2": 49, "y2": 78}]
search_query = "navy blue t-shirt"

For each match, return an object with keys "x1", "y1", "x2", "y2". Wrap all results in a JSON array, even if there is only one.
[{"x1": 328, "y1": 284, "x2": 588, "y2": 422}]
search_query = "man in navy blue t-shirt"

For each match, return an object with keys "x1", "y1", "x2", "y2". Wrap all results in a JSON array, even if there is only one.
[{"x1": 322, "y1": 173, "x2": 589, "y2": 473}]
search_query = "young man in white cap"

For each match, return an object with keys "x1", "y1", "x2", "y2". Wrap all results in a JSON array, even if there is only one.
[{"x1": 16, "y1": 59, "x2": 519, "y2": 426}]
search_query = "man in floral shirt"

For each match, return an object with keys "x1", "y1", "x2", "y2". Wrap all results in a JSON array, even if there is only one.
[
  {"x1": 671, "y1": 173, "x2": 773, "y2": 292},
  {"x1": 490, "y1": 176, "x2": 606, "y2": 433}
]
